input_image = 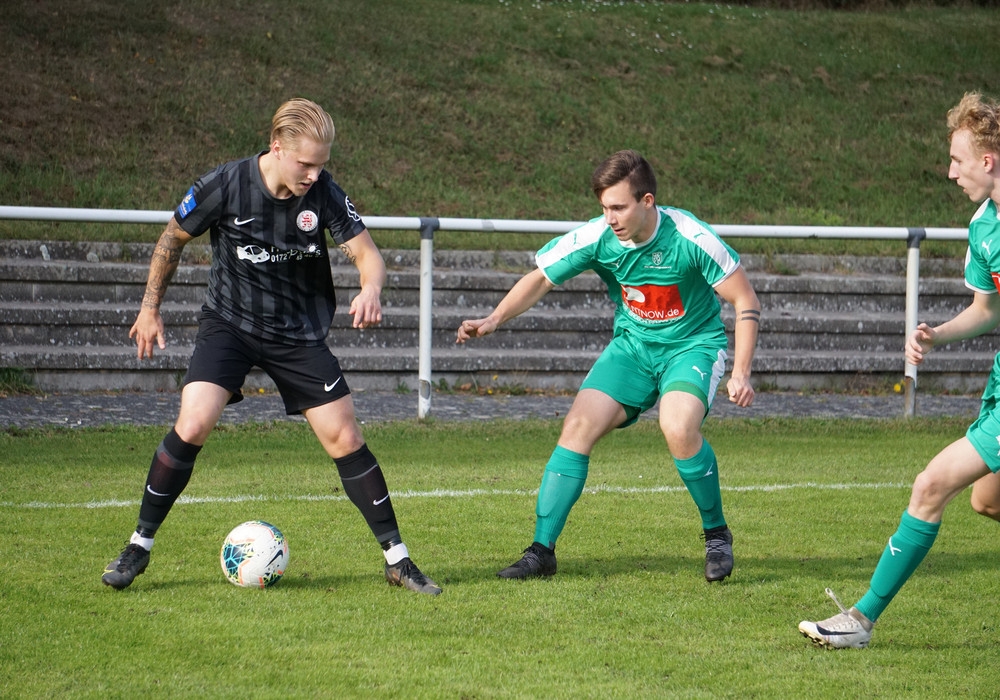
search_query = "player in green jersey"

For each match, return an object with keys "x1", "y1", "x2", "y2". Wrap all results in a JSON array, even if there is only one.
[
  {"x1": 800, "y1": 92, "x2": 1000, "y2": 649},
  {"x1": 457, "y1": 150, "x2": 760, "y2": 583}
]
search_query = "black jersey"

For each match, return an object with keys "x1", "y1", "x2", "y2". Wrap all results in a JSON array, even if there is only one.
[{"x1": 174, "y1": 151, "x2": 366, "y2": 344}]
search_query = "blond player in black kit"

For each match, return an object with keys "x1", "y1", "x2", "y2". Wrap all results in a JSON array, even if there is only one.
[{"x1": 101, "y1": 98, "x2": 441, "y2": 595}]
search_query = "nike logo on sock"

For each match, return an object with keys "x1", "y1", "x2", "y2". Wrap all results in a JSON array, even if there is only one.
[
  {"x1": 146, "y1": 485, "x2": 170, "y2": 497},
  {"x1": 888, "y1": 537, "x2": 901, "y2": 556},
  {"x1": 373, "y1": 494, "x2": 389, "y2": 505}
]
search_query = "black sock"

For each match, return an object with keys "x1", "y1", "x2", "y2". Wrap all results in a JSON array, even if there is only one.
[
  {"x1": 136, "y1": 429, "x2": 200, "y2": 537},
  {"x1": 334, "y1": 444, "x2": 400, "y2": 547}
]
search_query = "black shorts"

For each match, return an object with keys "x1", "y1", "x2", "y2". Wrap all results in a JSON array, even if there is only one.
[{"x1": 184, "y1": 311, "x2": 351, "y2": 415}]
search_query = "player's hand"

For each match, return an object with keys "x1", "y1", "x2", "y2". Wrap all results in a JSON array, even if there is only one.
[
  {"x1": 349, "y1": 287, "x2": 383, "y2": 329},
  {"x1": 905, "y1": 323, "x2": 936, "y2": 365},
  {"x1": 129, "y1": 307, "x2": 166, "y2": 359},
  {"x1": 456, "y1": 317, "x2": 498, "y2": 343},
  {"x1": 726, "y1": 375, "x2": 755, "y2": 407}
]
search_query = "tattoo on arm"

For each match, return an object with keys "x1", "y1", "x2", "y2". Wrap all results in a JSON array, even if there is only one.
[
  {"x1": 338, "y1": 243, "x2": 357, "y2": 265},
  {"x1": 142, "y1": 221, "x2": 187, "y2": 310},
  {"x1": 739, "y1": 309, "x2": 761, "y2": 323}
]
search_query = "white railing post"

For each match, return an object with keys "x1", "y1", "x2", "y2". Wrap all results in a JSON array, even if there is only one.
[
  {"x1": 903, "y1": 228, "x2": 925, "y2": 419},
  {"x1": 417, "y1": 218, "x2": 438, "y2": 420}
]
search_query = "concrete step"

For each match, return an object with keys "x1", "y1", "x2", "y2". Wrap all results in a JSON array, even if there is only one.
[
  {"x1": 0, "y1": 258, "x2": 975, "y2": 317},
  {"x1": 5, "y1": 300, "x2": 999, "y2": 354},
  {"x1": 3, "y1": 342, "x2": 992, "y2": 394},
  {"x1": 0, "y1": 343, "x2": 599, "y2": 392},
  {"x1": 0, "y1": 240, "x2": 989, "y2": 393}
]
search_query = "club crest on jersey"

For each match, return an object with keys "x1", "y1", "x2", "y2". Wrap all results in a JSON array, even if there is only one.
[
  {"x1": 652, "y1": 251, "x2": 663, "y2": 266},
  {"x1": 297, "y1": 210, "x2": 319, "y2": 232}
]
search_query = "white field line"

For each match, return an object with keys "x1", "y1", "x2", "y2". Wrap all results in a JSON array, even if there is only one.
[{"x1": 0, "y1": 481, "x2": 910, "y2": 510}]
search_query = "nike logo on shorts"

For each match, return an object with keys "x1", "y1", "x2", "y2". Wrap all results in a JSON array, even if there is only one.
[{"x1": 324, "y1": 378, "x2": 342, "y2": 392}]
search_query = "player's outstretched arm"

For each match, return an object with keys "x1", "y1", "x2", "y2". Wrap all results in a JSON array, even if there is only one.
[
  {"x1": 340, "y1": 230, "x2": 386, "y2": 329},
  {"x1": 457, "y1": 268, "x2": 555, "y2": 343},
  {"x1": 715, "y1": 267, "x2": 760, "y2": 407},
  {"x1": 907, "y1": 291, "x2": 1000, "y2": 365},
  {"x1": 129, "y1": 217, "x2": 193, "y2": 359}
]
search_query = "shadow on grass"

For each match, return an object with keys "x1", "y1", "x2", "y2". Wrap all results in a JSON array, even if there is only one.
[
  {"x1": 419, "y1": 548, "x2": 1000, "y2": 588},
  {"x1": 101, "y1": 547, "x2": 999, "y2": 595}
]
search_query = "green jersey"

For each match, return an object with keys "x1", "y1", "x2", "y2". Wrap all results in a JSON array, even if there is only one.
[
  {"x1": 536, "y1": 206, "x2": 740, "y2": 346},
  {"x1": 963, "y1": 198, "x2": 1000, "y2": 295},
  {"x1": 963, "y1": 199, "x2": 1000, "y2": 403}
]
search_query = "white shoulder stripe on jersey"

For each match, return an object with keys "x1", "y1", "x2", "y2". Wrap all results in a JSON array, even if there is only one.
[
  {"x1": 971, "y1": 198, "x2": 993, "y2": 224},
  {"x1": 535, "y1": 219, "x2": 607, "y2": 270},
  {"x1": 664, "y1": 208, "x2": 739, "y2": 283},
  {"x1": 965, "y1": 281, "x2": 997, "y2": 294}
]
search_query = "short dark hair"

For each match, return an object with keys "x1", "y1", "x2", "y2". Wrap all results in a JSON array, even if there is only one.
[{"x1": 590, "y1": 150, "x2": 657, "y2": 201}]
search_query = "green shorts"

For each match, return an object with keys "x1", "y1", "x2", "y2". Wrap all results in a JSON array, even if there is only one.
[
  {"x1": 579, "y1": 329, "x2": 727, "y2": 427},
  {"x1": 966, "y1": 377, "x2": 1000, "y2": 474}
]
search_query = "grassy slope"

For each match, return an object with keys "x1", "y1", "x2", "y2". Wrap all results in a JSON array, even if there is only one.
[{"x1": 3, "y1": 1, "x2": 999, "y2": 253}]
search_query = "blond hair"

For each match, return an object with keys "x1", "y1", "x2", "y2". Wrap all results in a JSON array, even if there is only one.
[
  {"x1": 270, "y1": 98, "x2": 335, "y2": 149},
  {"x1": 947, "y1": 92, "x2": 1000, "y2": 157}
]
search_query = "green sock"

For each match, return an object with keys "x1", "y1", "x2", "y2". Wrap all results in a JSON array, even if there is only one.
[
  {"x1": 533, "y1": 446, "x2": 589, "y2": 550},
  {"x1": 674, "y1": 440, "x2": 725, "y2": 530},
  {"x1": 856, "y1": 510, "x2": 940, "y2": 622}
]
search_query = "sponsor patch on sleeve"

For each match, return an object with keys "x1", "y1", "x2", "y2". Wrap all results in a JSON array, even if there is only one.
[{"x1": 176, "y1": 187, "x2": 197, "y2": 219}]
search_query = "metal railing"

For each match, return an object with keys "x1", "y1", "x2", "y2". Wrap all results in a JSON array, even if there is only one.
[{"x1": 0, "y1": 205, "x2": 970, "y2": 418}]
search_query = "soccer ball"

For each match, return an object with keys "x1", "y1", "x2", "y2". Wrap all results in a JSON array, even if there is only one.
[{"x1": 220, "y1": 520, "x2": 289, "y2": 588}]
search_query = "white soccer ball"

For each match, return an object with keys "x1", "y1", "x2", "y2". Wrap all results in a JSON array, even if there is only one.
[{"x1": 220, "y1": 520, "x2": 289, "y2": 588}]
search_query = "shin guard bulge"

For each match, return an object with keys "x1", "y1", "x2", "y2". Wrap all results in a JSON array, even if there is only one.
[
  {"x1": 334, "y1": 445, "x2": 401, "y2": 546},
  {"x1": 137, "y1": 429, "x2": 200, "y2": 536},
  {"x1": 674, "y1": 440, "x2": 725, "y2": 530},
  {"x1": 533, "y1": 446, "x2": 589, "y2": 550},
  {"x1": 856, "y1": 510, "x2": 940, "y2": 622}
]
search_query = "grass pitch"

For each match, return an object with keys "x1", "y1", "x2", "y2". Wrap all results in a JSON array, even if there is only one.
[{"x1": 2, "y1": 417, "x2": 998, "y2": 697}]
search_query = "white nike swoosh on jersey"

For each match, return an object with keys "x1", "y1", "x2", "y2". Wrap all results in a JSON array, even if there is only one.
[
  {"x1": 234, "y1": 217, "x2": 255, "y2": 225},
  {"x1": 324, "y1": 378, "x2": 342, "y2": 392}
]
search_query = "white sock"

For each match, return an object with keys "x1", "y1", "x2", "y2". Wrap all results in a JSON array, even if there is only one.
[
  {"x1": 130, "y1": 531, "x2": 154, "y2": 551},
  {"x1": 384, "y1": 542, "x2": 409, "y2": 566}
]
